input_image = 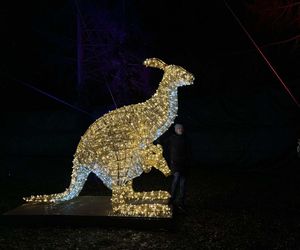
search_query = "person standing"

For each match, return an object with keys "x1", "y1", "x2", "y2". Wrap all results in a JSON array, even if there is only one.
[{"x1": 167, "y1": 123, "x2": 191, "y2": 211}]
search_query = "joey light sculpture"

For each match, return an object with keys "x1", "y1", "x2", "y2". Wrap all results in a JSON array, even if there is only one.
[{"x1": 23, "y1": 58, "x2": 195, "y2": 218}]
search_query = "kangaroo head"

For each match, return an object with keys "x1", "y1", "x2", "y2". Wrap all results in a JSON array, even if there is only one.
[
  {"x1": 143, "y1": 58, "x2": 167, "y2": 70},
  {"x1": 143, "y1": 57, "x2": 194, "y2": 88}
]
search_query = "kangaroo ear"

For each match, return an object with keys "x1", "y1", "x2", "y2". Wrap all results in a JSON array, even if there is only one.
[{"x1": 143, "y1": 58, "x2": 167, "y2": 70}]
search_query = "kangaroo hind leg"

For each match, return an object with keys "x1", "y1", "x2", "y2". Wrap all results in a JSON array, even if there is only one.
[{"x1": 23, "y1": 165, "x2": 91, "y2": 203}]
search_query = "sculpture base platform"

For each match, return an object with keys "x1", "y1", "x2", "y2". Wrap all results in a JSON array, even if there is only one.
[{"x1": 1, "y1": 196, "x2": 174, "y2": 230}]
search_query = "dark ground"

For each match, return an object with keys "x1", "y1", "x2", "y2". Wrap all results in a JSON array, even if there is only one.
[{"x1": 1, "y1": 156, "x2": 300, "y2": 250}]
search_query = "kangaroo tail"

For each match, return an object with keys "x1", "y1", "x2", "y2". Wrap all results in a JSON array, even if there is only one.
[{"x1": 23, "y1": 165, "x2": 91, "y2": 203}]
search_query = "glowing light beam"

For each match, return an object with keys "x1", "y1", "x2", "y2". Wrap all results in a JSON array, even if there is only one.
[
  {"x1": 3, "y1": 72, "x2": 95, "y2": 118},
  {"x1": 224, "y1": 0, "x2": 300, "y2": 108}
]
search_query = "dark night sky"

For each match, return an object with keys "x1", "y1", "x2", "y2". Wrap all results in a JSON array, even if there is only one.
[
  {"x1": 2, "y1": 0, "x2": 299, "y2": 111},
  {"x1": 0, "y1": 0, "x2": 300, "y2": 168},
  {"x1": 1, "y1": 1, "x2": 300, "y2": 130}
]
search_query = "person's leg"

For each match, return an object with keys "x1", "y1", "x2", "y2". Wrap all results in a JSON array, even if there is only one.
[
  {"x1": 170, "y1": 172, "x2": 180, "y2": 204},
  {"x1": 178, "y1": 174, "x2": 186, "y2": 208}
]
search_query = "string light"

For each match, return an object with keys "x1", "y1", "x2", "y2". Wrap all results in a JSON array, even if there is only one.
[{"x1": 23, "y1": 58, "x2": 195, "y2": 218}]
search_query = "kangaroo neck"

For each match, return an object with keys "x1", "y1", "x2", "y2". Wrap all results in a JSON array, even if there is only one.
[{"x1": 146, "y1": 80, "x2": 179, "y2": 141}]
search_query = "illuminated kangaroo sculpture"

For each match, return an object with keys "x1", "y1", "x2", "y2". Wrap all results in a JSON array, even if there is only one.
[{"x1": 23, "y1": 58, "x2": 195, "y2": 217}]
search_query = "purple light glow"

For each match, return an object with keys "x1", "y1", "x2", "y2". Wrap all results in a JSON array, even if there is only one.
[{"x1": 75, "y1": 1, "x2": 152, "y2": 110}]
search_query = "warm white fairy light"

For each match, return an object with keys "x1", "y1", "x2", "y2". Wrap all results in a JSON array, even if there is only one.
[{"x1": 23, "y1": 58, "x2": 194, "y2": 218}]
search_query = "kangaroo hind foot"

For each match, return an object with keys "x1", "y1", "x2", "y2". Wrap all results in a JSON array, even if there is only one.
[{"x1": 111, "y1": 181, "x2": 171, "y2": 217}]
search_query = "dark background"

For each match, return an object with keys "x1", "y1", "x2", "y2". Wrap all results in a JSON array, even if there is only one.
[
  {"x1": 1, "y1": 1, "x2": 300, "y2": 249},
  {"x1": 1, "y1": 0, "x2": 300, "y2": 168}
]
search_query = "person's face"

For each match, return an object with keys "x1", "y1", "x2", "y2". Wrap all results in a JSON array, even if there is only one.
[{"x1": 175, "y1": 126, "x2": 184, "y2": 135}]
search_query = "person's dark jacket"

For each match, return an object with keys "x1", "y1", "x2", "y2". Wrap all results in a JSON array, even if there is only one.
[{"x1": 166, "y1": 133, "x2": 191, "y2": 175}]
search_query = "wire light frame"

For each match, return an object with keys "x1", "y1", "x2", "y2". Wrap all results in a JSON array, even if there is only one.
[{"x1": 23, "y1": 58, "x2": 195, "y2": 218}]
